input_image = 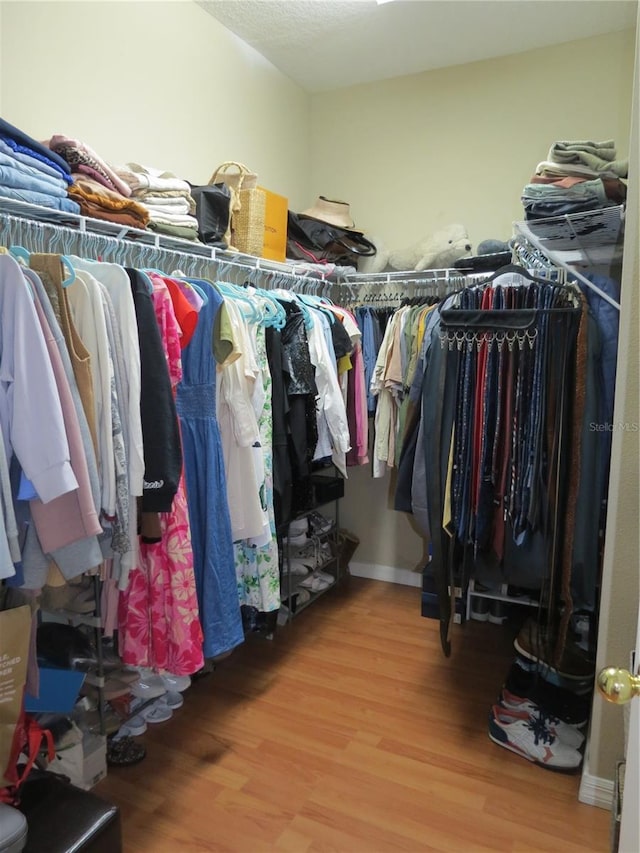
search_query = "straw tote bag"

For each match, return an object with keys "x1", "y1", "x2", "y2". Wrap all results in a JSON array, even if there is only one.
[{"x1": 210, "y1": 161, "x2": 266, "y2": 256}]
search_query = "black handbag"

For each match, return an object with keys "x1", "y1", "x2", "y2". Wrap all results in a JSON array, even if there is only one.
[
  {"x1": 189, "y1": 181, "x2": 232, "y2": 248},
  {"x1": 287, "y1": 211, "x2": 377, "y2": 267}
]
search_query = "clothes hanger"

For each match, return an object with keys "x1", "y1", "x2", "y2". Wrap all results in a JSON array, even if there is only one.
[
  {"x1": 180, "y1": 277, "x2": 210, "y2": 306},
  {"x1": 296, "y1": 293, "x2": 336, "y2": 324},
  {"x1": 216, "y1": 280, "x2": 261, "y2": 323},
  {"x1": 148, "y1": 268, "x2": 209, "y2": 305},
  {"x1": 138, "y1": 270, "x2": 155, "y2": 295},
  {"x1": 272, "y1": 288, "x2": 314, "y2": 329},
  {"x1": 9, "y1": 245, "x2": 31, "y2": 264},
  {"x1": 249, "y1": 286, "x2": 287, "y2": 329},
  {"x1": 480, "y1": 263, "x2": 561, "y2": 288}
]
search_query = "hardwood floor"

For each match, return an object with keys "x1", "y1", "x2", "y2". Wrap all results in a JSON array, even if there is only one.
[{"x1": 96, "y1": 577, "x2": 610, "y2": 852}]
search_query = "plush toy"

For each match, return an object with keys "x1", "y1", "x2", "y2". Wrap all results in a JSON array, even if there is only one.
[{"x1": 389, "y1": 224, "x2": 472, "y2": 271}]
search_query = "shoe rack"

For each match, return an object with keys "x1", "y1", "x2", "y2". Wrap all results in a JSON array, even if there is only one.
[
  {"x1": 279, "y1": 469, "x2": 344, "y2": 624},
  {"x1": 465, "y1": 578, "x2": 540, "y2": 623},
  {"x1": 39, "y1": 575, "x2": 107, "y2": 736}
]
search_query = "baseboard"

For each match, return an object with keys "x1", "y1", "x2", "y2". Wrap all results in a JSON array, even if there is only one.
[
  {"x1": 348, "y1": 561, "x2": 422, "y2": 588},
  {"x1": 579, "y1": 761, "x2": 614, "y2": 810}
]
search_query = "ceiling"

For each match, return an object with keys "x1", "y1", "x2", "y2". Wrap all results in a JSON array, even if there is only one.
[{"x1": 199, "y1": 0, "x2": 638, "y2": 92}]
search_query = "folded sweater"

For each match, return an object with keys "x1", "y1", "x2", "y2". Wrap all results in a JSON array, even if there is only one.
[
  {"x1": 48, "y1": 134, "x2": 132, "y2": 197},
  {"x1": 0, "y1": 137, "x2": 72, "y2": 185},
  {"x1": 0, "y1": 154, "x2": 69, "y2": 197},
  {"x1": 116, "y1": 162, "x2": 191, "y2": 195},
  {"x1": 548, "y1": 140, "x2": 628, "y2": 178},
  {"x1": 68, "y1": 176, "x2": 150, "y2": 224},
  {"x1": 0, "y1": 117, "x2": 71, "y2": 174}
]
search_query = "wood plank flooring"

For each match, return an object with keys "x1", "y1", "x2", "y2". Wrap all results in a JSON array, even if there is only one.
[{"x1": 96, "y1": 578, "x2": 610, "y2": 852}]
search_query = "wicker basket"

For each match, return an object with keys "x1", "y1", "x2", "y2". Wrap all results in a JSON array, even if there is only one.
[{"x1": 210, "y1": 162, "x2": 266, "y2": 256}]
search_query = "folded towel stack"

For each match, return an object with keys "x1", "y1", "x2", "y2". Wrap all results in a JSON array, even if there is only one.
[
  {"x1": 0, "y1": 117, "x2": 80, "y2": 214},
  {"x1": 521, "y1": 139, "x2": 628, "y2": 222},
  {"x1": 114, "y1": 163, "x2": 199, "y2": 241}
]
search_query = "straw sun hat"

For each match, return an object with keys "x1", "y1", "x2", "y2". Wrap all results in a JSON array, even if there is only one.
[{"x1": 302, "y1": 196, "x2": 356, "y2": 229}]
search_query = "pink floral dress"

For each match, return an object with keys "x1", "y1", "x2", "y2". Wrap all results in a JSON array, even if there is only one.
[{"x1": 118, "y1": 277, "x2": 204, "y2": 676}]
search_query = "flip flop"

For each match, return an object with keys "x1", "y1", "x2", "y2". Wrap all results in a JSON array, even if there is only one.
[
  {"x1": 160, "y1": 691, "x2": 184, "y2": 710},
  {"x1": 113, "y1": 715, "x2": 147, "y2": 739},
  {"x1": 130, "y1": 697, "x2": 173, "y2": 724}
]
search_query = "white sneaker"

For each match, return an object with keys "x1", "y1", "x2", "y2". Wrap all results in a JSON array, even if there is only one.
[
  {"x1": 130, "y1": 696, "x2": 173, "y2": 724},
  {"x1": 161, "y1": 673, "x2": 191, "y2": 693},
  {"x1": 130, "y1": 674, "x2": 167, "y2": 700},
  {"x1": 283, "y1": 532, "x2": 308, "y2": 549},
  {"x1": 308, "y1": 511, "x2": 334, "y2": 535},
  {"x1": 288, "y1": 518, "x2": 308, "y2": 537},
  {"x1": 113, "y1": 714, "x2": 147, "y2": 739},
  {"x1": 488, "y1": 705, "x2": 582, "y2": 770},
  {"x1": 499, "y1": 690, "x2": 585, "y2": 749},
  {"x1": 160, "y1": 691, "x2": 184, "y2": 710}
]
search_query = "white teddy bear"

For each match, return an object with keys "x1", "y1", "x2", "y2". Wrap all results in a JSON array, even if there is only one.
[{"x1": 389, "y1": 224, "x2": 472, "y2": 271}]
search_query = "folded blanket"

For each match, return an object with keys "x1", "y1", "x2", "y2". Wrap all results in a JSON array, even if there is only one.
[
  {"x1": 0, "y1": 161, "x2": 69, "y2": 198},
  {"x1": 142, "y1": 193, "x2": 195, "y2": 212},
  {"x1": 146, "y1": 211, "x2": 200, "y2": 229},
  {"x1": 116, "y1": 162, "x2": 191, "y2": 195},
  {"x1": 548, "y1": 140, "x2": 628, "y2": 178},
  {"x1": 531, "y1": 173, "x2": 627, "y2": 203},
  {"x1": 147, "y1": 221, "x2": 199, "y2": 241},
  {"x1": 144, "y1": 200, "x2": 193, "y2": 217},
  {"x1": 68, "y1": 176, "x2": 150, "y2": 225},
  {"x1": 140, "y1": 188, "x2": 194, "y2": 201},
  {"x1": 536, "y1": 159, "x2": 621, "y2": 180},
  {"x1": 0, "y1": 117, "x2": 71, "y2": 174},
  {"x1": 551, "y1": 139, "x2": 616, "y2": 159},
  {"x1": 530, "y1": 174, "x2": 587, "y2": 189},
  {"x1": 48, "y1": 134, "x2": 132, "y2": 197},
  {"x1": 0, "y1": 184, "x2": 80, "y2": 213},
  {"x1": 522, "y1": 178, "x2": 609, "y2": 204},
  {"x1": 0, "y1": 138, "x2": 73, "y2": 185},
  {"x1": 0, "y1": 150, "x2": 70, "y2": 194},
  {"x1": 70, "y1": 196, "x2": 149, "y2": 230}
]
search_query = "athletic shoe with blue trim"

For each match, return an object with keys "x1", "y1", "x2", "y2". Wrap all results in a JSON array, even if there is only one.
[
  {"x1": 488, "y1": 704, "x2": 582, "y2": 771},
  {"x1": 500, "y1": 688, "x2": 585, "y2": 749}
]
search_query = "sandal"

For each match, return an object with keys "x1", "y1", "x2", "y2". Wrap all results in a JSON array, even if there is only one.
[
  {"x1": 130, "y1": 696, "x2": 173, "y2": 723},
  {"x1": 106, "y1": 736, "x2": 146, "y2": 767},
  {"x1": 113, "y1": 715, "x2": 147, "y2": 739}
]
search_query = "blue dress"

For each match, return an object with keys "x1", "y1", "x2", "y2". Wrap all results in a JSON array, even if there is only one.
[{"x1": 176, "y1": 281, "x2": 244, "y2": 658}]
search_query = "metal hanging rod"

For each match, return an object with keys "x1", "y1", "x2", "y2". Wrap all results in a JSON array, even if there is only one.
[
  {"x1": 0, "y1": 197, "x2": 333, "y2": 281},
  {"x1": 342, "y1": 267, "x2": 466, "y2": 284}
]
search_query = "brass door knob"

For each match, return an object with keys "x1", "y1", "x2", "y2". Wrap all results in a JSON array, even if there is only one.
[{"x1": 597, "y1": 666, "x2": 640, "y2": 704}]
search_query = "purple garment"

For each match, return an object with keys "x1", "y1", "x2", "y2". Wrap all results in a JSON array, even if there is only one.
[
  {"x1": 29, "y1": 296, "x2": 102, "y2": 553},
  {"x1": 175, "y1": 279, "x2": 204, "y2": 311},
  {"x1": 0, "y1": 255, "x2": 78, "y2": 503}
]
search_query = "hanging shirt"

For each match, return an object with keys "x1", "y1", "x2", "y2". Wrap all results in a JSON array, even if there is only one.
[{"x1": 0, "y1": 255, "x2": 77, "y2": 502}]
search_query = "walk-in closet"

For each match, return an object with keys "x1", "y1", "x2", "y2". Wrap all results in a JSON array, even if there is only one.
[{"x1": 0, "y1": 1, "x2": 638, "y2": 852}]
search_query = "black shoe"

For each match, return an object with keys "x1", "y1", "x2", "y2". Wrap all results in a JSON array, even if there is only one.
[{"x1": 503, "y1": 659, "x2": 591, "y2": 727}]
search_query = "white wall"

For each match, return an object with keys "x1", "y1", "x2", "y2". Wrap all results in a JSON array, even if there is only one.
[
  {"x1": 0, "y1": 1, "x2": 310, "y2": 209},
  {"x1": 315, "y1": 28, "x2": 637, "y2": 580},
  {"x1": 309, "y1": 30, "x2": 635, "y2": 249}
]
